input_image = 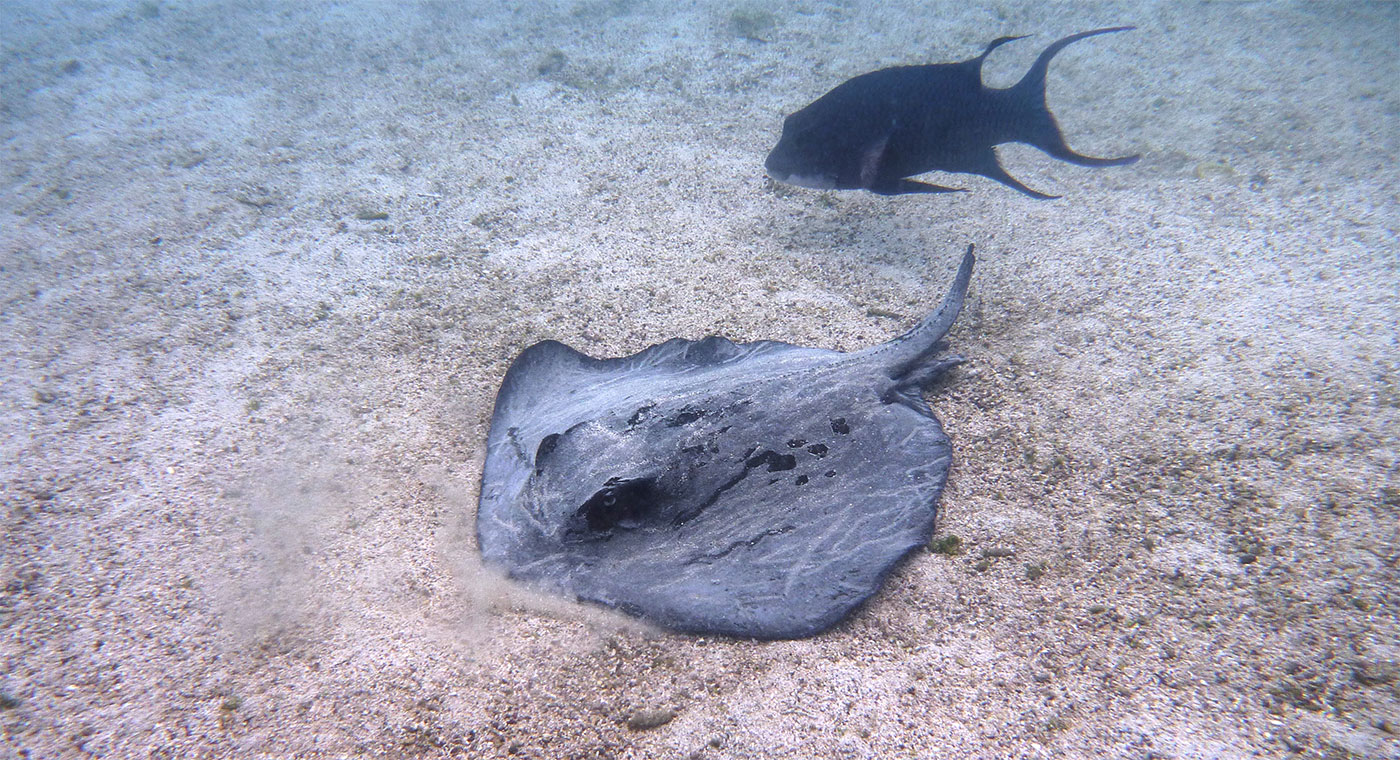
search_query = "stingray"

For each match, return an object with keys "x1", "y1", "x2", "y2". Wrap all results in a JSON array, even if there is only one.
[{"x1": 476, "y1": 247, "x2": 975, "y2": 639}]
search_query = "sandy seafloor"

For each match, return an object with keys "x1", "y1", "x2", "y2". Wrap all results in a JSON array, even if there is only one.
[{"x1": 1, "y1": 0, "x2": 1397, "y2": 757}]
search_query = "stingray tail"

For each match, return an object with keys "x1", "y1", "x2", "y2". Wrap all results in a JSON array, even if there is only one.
[
  {"x1": 872, "y1": 245, "x2": 974, "y2": 387},
  {"x1": 1008, "y1": 26, "x2": 1140, "y2": 167}
]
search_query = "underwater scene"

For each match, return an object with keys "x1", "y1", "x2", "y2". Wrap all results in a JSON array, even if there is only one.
[{"x1": 1, "y1": 1, "x2": 1396, "y2": 758}]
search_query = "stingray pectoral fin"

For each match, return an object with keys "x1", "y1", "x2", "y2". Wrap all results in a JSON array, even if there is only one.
[{"x1": 868, "y1": 178, "x2": 967, "y2": 196}]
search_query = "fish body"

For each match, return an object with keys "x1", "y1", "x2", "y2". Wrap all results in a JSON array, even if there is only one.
[{"x1": 764, "y1": 27, "x2": 1139, "y2": 198}]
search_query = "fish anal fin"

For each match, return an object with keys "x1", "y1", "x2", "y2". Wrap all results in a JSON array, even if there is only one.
[{"x1": 964, "y1": 148, "x2": 1059, "y2": 200}]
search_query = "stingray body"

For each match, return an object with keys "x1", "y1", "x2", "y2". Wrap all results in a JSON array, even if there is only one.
[
  {"x1": 764, "y1": 27, "x2": 1139, "y2": 198},
  {"x1": 476, "y1": 248, "x2": 975, "y2": 639}
]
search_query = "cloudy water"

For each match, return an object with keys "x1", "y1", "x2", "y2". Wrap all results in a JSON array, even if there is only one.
[{"x1": 1, "y1": 2, "x2": 1396, "y2": 758}]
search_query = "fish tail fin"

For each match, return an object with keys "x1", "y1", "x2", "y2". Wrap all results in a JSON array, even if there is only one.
[
  {"x1": 1010, "y1": 26, "x2": 1140, "y2": 167},
  {"x1": 868, "y1": 246, "x2": 975, "y2": 386},
  {"x1": 974, "y1": 34, "x2": 1028, "y2": 70}
]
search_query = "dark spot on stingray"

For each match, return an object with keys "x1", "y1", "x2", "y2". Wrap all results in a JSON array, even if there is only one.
[
  {"x1": 830, "y1": 417, "x2": 850, "y2": 435},
  {"x1": 765, "y1": 27, "x2": 1139, "y2": 198},
  {"x1": 744, "y1": 449, "x2": 796, "y2": 472},
  {"x1": 787, "y1": 438, "x2": 806, "y2": 448},
  {"x1": 476, "y1": 246, "x2": 976, "y2": 639},
  {"x1": 807, "y1": 443, "x2": 829, "y2": 457},
  {"x1": 627, "y1": 404, "x2": 655, "y2": 426},
  {"x1": 795, "y1": 474, "x2": 810, "y2": 486},
  {"x1": 667, "y1": 407, "x2": 706, "y2": 426},
  {"x1": 745, "y1": 450, "x2": 797, "y2": 472},
  {"x1": 534, "y1": 433, "x2": 561, "y2": 472}
]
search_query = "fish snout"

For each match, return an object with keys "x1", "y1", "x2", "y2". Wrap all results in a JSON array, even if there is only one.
[
  {"x1": 763, "y1": 146, "x2": 792, "y2": 182},
  {"x1": 764, "y1": 144, "x2": 838, "y2": 190}
]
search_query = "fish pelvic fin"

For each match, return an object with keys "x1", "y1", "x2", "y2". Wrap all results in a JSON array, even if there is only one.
[
  {"x1": 869, "y1": 179, "x2": 967, "y2": 196},
  {"x1": 1009, "y1": 26, "x2": 1140, "y2": 167},
  {"x1": 962, "y1": 148, "x2": 1060, "y2": 199}
]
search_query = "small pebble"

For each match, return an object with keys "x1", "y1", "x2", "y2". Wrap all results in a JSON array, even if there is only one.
[{"x1": 626, "y1": 708, "x2": 677, "y2": 731}]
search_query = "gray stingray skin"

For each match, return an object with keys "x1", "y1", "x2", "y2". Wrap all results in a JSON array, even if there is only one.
[{"x1": 476, "y1": 247, "x2": 974, "y2": 639}]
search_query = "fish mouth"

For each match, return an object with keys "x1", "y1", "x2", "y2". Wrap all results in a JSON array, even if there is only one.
[
  {"x1": 764, "y1": 149, "x2": 838, "y2": 190},
  {"x1": 765, "y1": 169, "x2": 837, "y2": 191}
]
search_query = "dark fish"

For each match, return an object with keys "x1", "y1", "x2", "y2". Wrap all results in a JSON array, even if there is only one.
[
  {"x1": 764, "y1": 26, "x2": 1139, "y2": 198},
  {"x1": 476, "y1": 248, "x2": 976, "y2": 639}
]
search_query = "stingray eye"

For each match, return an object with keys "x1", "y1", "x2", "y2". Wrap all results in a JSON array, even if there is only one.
[{"x1": 566, "y1": 477, "x2": 658, "y2": 540}]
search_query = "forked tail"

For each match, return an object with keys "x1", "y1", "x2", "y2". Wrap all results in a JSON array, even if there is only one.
[{"x1": 1009, "y1": 26, "x2": 1140, "y2": 167}]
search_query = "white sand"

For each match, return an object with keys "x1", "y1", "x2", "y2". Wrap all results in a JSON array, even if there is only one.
[{"x1": 2, "y1": 1, "x2": 1396, "y2": 758}]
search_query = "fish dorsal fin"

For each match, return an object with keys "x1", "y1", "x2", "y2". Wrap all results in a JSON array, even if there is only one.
[{"x1": 971, "y1": 34, "x2": 1028, "y2": 77}]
